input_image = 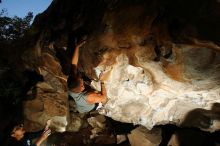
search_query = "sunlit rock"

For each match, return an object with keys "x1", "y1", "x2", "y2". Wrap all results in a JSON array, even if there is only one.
[
  {"x1": 66, "y1": 114, "x2": 83, "y2": 132},
  {"x1": 88, "y1": 115, "x2": 106, "y2": 139},
  {"x1": 94, "y1": 46, "x2": 220, "y2": 132},
  {"x1": 20, "y1": 0, "x2": 220, "y2": 133},
  {"x1": 24, "y1": 82, "x2": 68, "y2": 132},
  {"x1": 128, "y1": 126, "x2": 162, "y2": 146}
]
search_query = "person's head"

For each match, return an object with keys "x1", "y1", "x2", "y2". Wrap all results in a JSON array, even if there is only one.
[
  {"x1": 10, "y1": 123, "x2": 25, "y2": 141},
  {"x1": 67, "y1": 75, "x2": 85, "y2": 93}
]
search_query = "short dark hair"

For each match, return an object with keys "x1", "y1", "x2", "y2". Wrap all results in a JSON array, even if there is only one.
[
  {"x1": 68, "y1": 64, "x2": 82, "y2": 90},
  {"x1": 5, "y1": 121, "x2": 22, "y2": 136},
  {"x1": 67, "y1": 75, "x2": 81, "y2": 90}
]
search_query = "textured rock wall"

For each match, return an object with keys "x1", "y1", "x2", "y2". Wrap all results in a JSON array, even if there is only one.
[
  {"x1": 23, "y1": 48, "x2": 69, "y2": 131},
  {"x1": 21, "y1": 0, "x2": 220, "y2": 132},
  {"x1": 96, "y1": 51, "x2": 220, "y2": 131},
  {"x1": 80, "y1": 2, "x2": 220, "y2": 131}
]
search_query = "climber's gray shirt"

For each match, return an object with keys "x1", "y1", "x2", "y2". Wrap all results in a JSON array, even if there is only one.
[{"x1": 68, "y1": 90, "x2": 95, "y2": 113}]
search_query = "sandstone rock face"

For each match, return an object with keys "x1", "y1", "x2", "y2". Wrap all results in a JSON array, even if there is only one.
[
  {"x1": 88, "y1": 115, "x2": 106, "y2": 139},
  {"x1": 96, "y1": 48, "x2": 220, "y2": 132},
  {"x1": 24, "y1": 82, "x2": 68, "y2": 132},
  {"x1": 128, "y1": 126, "x2": 161, "y2": 146},
  {"x1": 23, "y1": 51, "x2": 69, "y2": 132},
  {"x1": 21, "y1": 0, "x2": 220, "y2": 133},
  {"x1": 77, "y1": 1, "x2": 220, "y2": 132},
  {"x1": 87, "y1": 15, "x2": 220, "y2": 131}
]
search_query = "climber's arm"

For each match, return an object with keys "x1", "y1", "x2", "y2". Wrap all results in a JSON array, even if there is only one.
[
  {"x1": 86, "y1": 92, "x2": 107, "y2": 104},
  {"x1": 86, "y1": 82, "x2": 107, "y2": 104},
  {"x1": 71, "y1": 41, "x2": 85, "y2": 67}
]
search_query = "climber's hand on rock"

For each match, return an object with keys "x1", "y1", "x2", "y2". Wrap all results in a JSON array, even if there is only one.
[
  {"x1": 45, "y1": 119, "x2": 52, "y2": 130},
  {"x1": 76, "y1": 40, "x2": 86, "y2": 48},
  {"x1": 42, "y1": 129, "x2": 51, "y2": 139}
]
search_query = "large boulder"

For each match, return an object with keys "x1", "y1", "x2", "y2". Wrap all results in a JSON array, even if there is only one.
[
  {"x1": 23, "y1": 51, "x2": 69, "y2": 132},
  {"x1": 21, "y1": 0, "x2": 220, "y2": 132},
  {"x1": 128, "y1": 126, "x2": 162, "y2": 146}
]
